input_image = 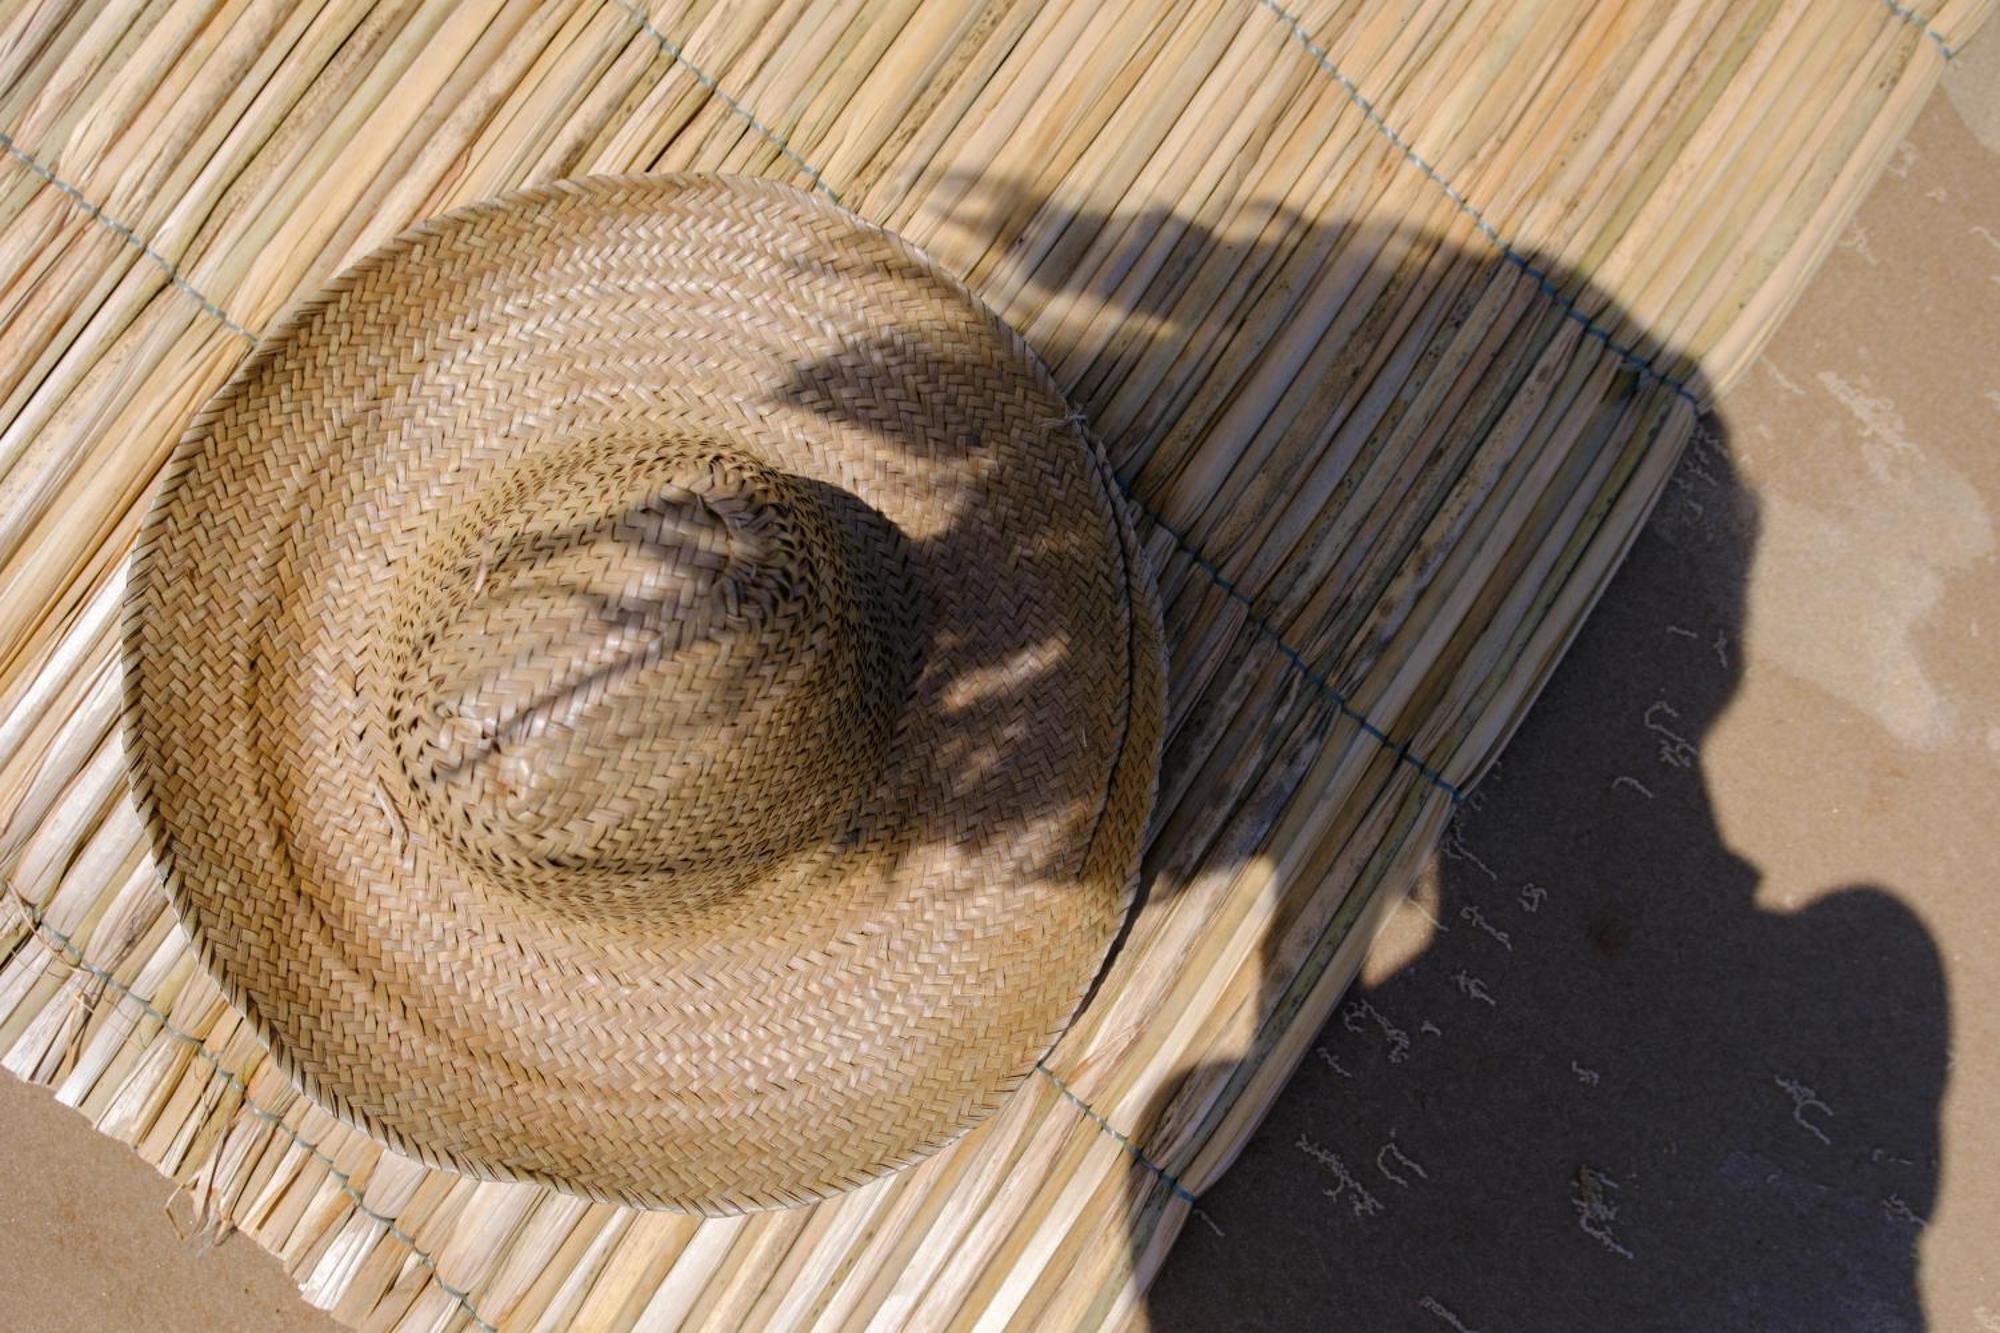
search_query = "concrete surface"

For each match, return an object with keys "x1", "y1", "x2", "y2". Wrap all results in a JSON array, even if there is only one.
[{"x1": 2, "y1": 34, "x2": 1995, "y2": 1333}]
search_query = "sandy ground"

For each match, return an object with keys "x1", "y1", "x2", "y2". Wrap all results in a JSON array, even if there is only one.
[{"x1": 2, "y1": 33, "x2": 1995, "y2": 1333}]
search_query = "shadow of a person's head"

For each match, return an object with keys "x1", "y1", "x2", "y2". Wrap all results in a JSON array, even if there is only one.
[
  {"x1": 1134, "y1": 350, "x2": 1946, "y2": 1330},
  {"x1": 768, "y1": 178, "x2": 1945, "y2": 1329}
]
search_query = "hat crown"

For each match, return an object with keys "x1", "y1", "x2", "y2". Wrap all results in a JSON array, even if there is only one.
[{"x1": 384, "y1": 440, "x2": 906, "y2": 925}]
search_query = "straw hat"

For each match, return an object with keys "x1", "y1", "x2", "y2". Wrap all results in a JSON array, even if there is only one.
[{"x1": 123, "y1": 175, "x2": 1163, "y2": 1213}]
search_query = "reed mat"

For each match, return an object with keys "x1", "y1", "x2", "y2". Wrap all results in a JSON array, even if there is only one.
[{"x1": 0, "y1": 1, "x2": 1989, "y2": 1328}]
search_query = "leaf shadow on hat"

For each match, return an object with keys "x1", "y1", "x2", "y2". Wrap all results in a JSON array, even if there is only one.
[
  {"x1": 772, "y1": 178, "x2": 1949, "y2": 1330},
  {"x1": 766, "y1": 338, "x2": 1154, "y2": 891},
  {"x1": 392, "y1": 471, "x2": 923, "y2": 898}
]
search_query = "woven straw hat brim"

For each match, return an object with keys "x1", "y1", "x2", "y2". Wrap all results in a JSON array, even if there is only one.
[{"x1": 123, "y1": 175, "x2": 1164, "y2": 1213}]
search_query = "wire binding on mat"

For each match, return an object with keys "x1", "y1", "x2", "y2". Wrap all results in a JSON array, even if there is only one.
[
  {"x1": 0, "y1": 130, "x2": 258, "y2": 343},
  {"x1": 0, "y1": 886, "x2": 499, "y2": 1333},
  {"x1": 1037, "y1": 1064, "x2": 1201, "y2": 1206},
  {"x1": 607, "y1": 0, "x2": 846, "y2": 202},
  {"x1": 1126, "y1": 493, "x2": 1465, "y2": 804},
  {"x1": 1878, "y1": 0, "x2": 1960, "y2": 58},
  {"x1": 1250, "y1": 0, "x2": 1703, "y2": 409}
]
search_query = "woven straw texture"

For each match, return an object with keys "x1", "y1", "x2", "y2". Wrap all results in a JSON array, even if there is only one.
[
  {"x1": 0, "y1": 0, "x2": 1990, "y2": 1328},
  {"x1": 122, "y1": 173, "x2": 1164, "y2": 1214}
]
